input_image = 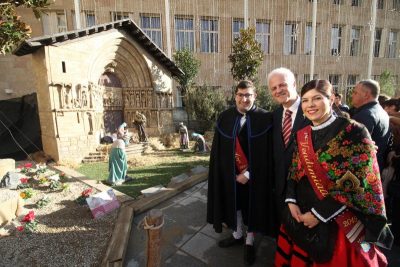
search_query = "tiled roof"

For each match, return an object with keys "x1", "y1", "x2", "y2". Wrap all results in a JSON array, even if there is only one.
[{"x1": 13, "y1": 19, "x2": 184, "y2": 78}]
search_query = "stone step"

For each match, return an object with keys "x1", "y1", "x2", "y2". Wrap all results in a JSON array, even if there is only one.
[{"x1": 82, "y1": 158, "x2": 106, "y2": 163}]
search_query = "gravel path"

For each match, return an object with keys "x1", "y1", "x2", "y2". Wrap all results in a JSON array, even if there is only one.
[{"x1": 0, "y1": 177, "x2": 118, "y2": 267}]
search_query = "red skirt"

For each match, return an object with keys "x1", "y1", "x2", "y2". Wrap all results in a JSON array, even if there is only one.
[{"x1": 274, "y1": 225, "x2": 387, "y2": 267}]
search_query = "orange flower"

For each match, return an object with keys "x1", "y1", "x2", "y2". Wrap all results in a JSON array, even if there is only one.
[
  {"x1": 366, "y1": 173, "x2": 378, "y2": 185},
  {"x1": 20, "y1": 192, "x2": 26, "y2": 199}
]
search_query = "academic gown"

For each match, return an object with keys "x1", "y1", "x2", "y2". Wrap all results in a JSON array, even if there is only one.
[{"x1": 207, "y1": 106, "x2": 276, "y2": 235}]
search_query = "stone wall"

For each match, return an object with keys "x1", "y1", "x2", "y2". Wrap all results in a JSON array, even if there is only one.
[{"x1": 29, "y1": 29, "x2": 175, "y2": 163}]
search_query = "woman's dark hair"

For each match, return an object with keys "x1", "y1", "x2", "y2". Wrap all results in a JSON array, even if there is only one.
[
  {"x1": 382, "y1": 98, "x2": 400, "y2": 112},
  {"x1": 301, "y1": 79, "x2": 333, "y2": 98}
]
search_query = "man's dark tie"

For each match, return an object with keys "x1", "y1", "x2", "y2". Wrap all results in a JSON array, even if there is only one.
[{"x1": 282, "y1": 109, "x2": 293, "y2": 147}]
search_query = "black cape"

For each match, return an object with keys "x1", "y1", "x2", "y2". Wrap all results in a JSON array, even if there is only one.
[{"x1": 207, "y1": 106, "x2": 277, "y2": 235}]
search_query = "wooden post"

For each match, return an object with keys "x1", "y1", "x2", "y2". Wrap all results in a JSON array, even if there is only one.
[{"x1": 145, "y1": 209, "x2": 164, "y2": 267}]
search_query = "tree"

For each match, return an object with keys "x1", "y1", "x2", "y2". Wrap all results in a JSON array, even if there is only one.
[
  {"x1": 172, "y1": 48, "x2": 201, "y2": 95},
  {"x1": 256, "y1": 85, "x2": 279, "y2": 111},
  {"x1": 0, "y1": 0, "x2": 50, "y2": 55},
  {"x1": 379, "y1": 70, "x2": 396, "y2": 97},
  {"x1": 184, "y1": 85, "x2": 227, "y2": 131},
  {"x1": 228, "y1": 27, "x2": 264, "y2": 82}
]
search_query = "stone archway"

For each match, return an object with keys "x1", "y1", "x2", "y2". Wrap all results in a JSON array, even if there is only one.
[{"x1": 99, "y1": 71, "x2": 123, "y2": 133}]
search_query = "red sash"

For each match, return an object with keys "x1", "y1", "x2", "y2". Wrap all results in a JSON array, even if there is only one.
[
  {"x1": 297, "y1": 126, "x2": 365, "y2": 247},
  {"x1": 235, "y1": 138, "x2": 248, "y2": 173}
]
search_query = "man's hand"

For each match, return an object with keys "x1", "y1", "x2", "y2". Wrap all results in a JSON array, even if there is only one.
[
  {"x1": 288, "y1": 203, "x2": 302, "y2": 223},
  {"x1": 299, "y1": 212, "x2": 319, "y2": 228},
  {"x1": 236, "y1": 173, "x2": 249, "y2": 184}
]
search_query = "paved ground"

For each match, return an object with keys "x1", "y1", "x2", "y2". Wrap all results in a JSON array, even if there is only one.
[{"x1": 124, "y1": 181, "x2": 400, "y2": 267}]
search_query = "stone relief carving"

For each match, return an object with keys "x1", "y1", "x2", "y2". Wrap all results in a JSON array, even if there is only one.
[{"x1": 52, "y1": 82, "x2": 102, "y2": 111}]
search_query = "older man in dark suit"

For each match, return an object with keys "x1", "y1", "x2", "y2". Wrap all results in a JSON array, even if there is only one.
[
  {"x1": 351, "y1": 79, "x2": 391, "y2": 171},
  {"x1": 267, "y1": 67, "x2": 309, "y2": 226}
]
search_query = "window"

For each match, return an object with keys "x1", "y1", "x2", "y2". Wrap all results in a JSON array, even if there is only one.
[
  {"x1": 41, "y1": 11, "x2": 68, "y2": 35},
  {"x1": 394, "y1": 0, "x2": 400, "y2": 10},
  {"x1": 175, "y1": 16, "x2": 195, "y2": 51},
  {"x1": 331, "y1": 25, "x2": 343, "y2": 56},
  {"x1": 200, "y1": 18, "x2": 219, "y2": 53},
  {"x1": 56, "y1": 12, "x2": 67, "y2": 33},
  {"x1": 329, "y1": 74, "x2": 341, "y2": 92},
  {"x1": 304, "y1": 74, "x2": 318, "y2": 83},
  {"x1": 346, "y1": 75, "x2": 358, "y2": 101},
  {"x1": 304, "y1": 23, "x2": 318, "y2": 55},
  {"x1": 232, "y1": 19, "x2": 245, "y2": 40},
  {"x1": 350, "y1": 27, "x2": 361, "y2": 56},
  {"x1": 346, "y1": 75, "x2": 358, "y2": 91},
  {"x1": 85, "y1": 11, "x2": 96, "y2": 27},
  {"x1": 141, "y1": 14, "x2": 163, "y2": 49},
  {"x1": 377, "y1": 0, "x2": 384, "y2": 9},
  {"x1": 256, "y1": 20, "x2": 271, "y2": 54},
  {"x1": 111, "y1": 12, "x2": 130, "y2": 21},
  {"x1": 284, "y1": 22, "x2": 298, "y2": 55},
  {"x1": 388, "y1": 30, "x2": 398, "y2": 58},
  {"x1": 372, "y1": 75, "x2": 381, "y2": 82},
  {"x1": 374, "y1": 28, "x2": 382, "y2": 57},
  {"x1": 351, "y1": 0, "x2": 361, "y2": 6},
  {"x1": 333, "y1": 0, "x2": 342, "y2": 4}
]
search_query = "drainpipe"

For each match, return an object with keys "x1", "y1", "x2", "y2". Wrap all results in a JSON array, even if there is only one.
[
  {"x1": 310, "y1": 0, "x2": 317, "y2": 78},
  {"x1": 367, "y1": 0, "x2": 377, "y2": 79},
  {"x1": 74, "y1": 0, "x2": 82, "y2": 30}
]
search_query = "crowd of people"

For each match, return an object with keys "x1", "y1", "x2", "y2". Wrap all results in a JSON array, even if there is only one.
[{"x1": 207, "y1": 68, "x2": 397, "y2": 266}]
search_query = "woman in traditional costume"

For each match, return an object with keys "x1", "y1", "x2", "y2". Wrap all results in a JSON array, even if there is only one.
[
  {"x1": 274, "y1": 79, "x2": 393, "y2": 266},
  {"x1": 107, "y1": 135, "x2": 128, "y2": 186}
]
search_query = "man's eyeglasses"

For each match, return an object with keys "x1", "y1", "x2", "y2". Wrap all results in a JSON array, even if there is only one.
[{"x1": 236, "y1": 93, "x2": 254, "y2": 98}]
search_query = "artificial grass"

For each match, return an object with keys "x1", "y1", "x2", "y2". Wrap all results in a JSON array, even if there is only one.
[{"x1": 77, "y1": 149, "x2": 209, "y2": 198}]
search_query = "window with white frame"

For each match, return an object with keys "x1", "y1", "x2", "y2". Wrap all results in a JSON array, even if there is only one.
[
  {"x1": 394, "y1": 0, "x2": 400, "y2": 10},
  {"x1": 85, "y1": 11, "x2": 96, "y2": 27},
  {"x1": 56, "y1": 12, "x2": 67, "y2": 33},
  {"x1": 377, "y1": 0, "x2": 384, "y2": 9},
  {"x1": 346, "y1": 74, "x2": 358, "y2": 101},
  {"x1": 351, "y1": 0, "x2": 361, "y2": 6},
  {"x1": 331, "y1": 25, "x2": 343, "y2": 56},
  {"x1": 256, "y1": 20, "x2": 271, "y2": 54},
  {"x1": 111, "y1": 12, "x2": 131, "y2": 21},
  {"x1": 304, "y1": 23, "x2": 318, "y2": 55},
  {"x1": 374, "y1": 28, "x2": 382, "y2": 57},
  {"x1": 232, "y1": 19, "x2": 245, "y2": 41},
  {"x1": 388, "y1": 30, "x2": 398, "y2": 58},
  {"x1": 303, "y1": 74, "x2": 318, "y2": 84},
  {"x1": 141, "y1": 14, "x2": 163, "y2": 49},
  {"x1": 175, "y1": 16, "x2": 195, "y2": 51},
  {"x1": 329, "y1": 74, "x2": 341, "y2": 92},
  {"x1": 372, "y1": 75, "x2": 381, "y2": 81},
  {"x1": 200, "y1": 17, "x2": 219, "y2": 53},
  {"x1": 41, "y1": 11, "x2": 67, "y2": 35},
  {"x1": 284, "y1": 22, "x2": 298, "y2": 55},
  {"x1": 350, "y1": 27, "x2": 361, "y2": 56}
]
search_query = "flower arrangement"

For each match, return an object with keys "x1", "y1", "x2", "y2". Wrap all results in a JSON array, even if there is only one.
[
  {"x1": 36, "y1": 196, "x2": 51, "y2": 209},
  {"x1": 20, "y1": 188, "x2": 34, "y2": 200},
  {"x1": 49, "y1": 180, "x2": 62, "y2": 190},
  {"x1": 76, "y1": 188, "x2": 93, "y2": 205},
  {"x1": 17, "y1": 162, "x2": 33, "y2": 174},
  {"x1": 17, "y1": 177, "x2": 31, "y2": 189},
  {"x1": 17, "y1": 211, "x2": 38, "y2": 233}
]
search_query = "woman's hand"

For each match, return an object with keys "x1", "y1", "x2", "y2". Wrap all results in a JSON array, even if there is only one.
[
  {"x1": 299, "y1": 212, "x2": 319, "y2": 228},
  {"x1": 288, "y1": 203, "x2": 302, "y2": 223}
]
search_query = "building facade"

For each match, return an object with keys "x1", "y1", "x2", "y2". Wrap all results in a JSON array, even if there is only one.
[{"x1": 1, "y1": 0, "x2": 400, "y2": 103}]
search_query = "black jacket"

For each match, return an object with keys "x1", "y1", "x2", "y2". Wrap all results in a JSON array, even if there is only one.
[
  {"x1": 207, "y1": 106, "x2": 276, "y2": 235},
  {"x1": 351, "y1": 101, "x2": 390, "y2": 170}
]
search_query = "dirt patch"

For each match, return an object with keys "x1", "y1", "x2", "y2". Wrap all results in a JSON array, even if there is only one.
[{"x1": 0, "y1": 173, "x2": 117, "y2": 266}]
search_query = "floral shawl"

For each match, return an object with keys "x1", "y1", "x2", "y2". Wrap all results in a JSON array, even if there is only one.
[{"x1": 290, "y1": 120, "x2": 386, "y2": 220}]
